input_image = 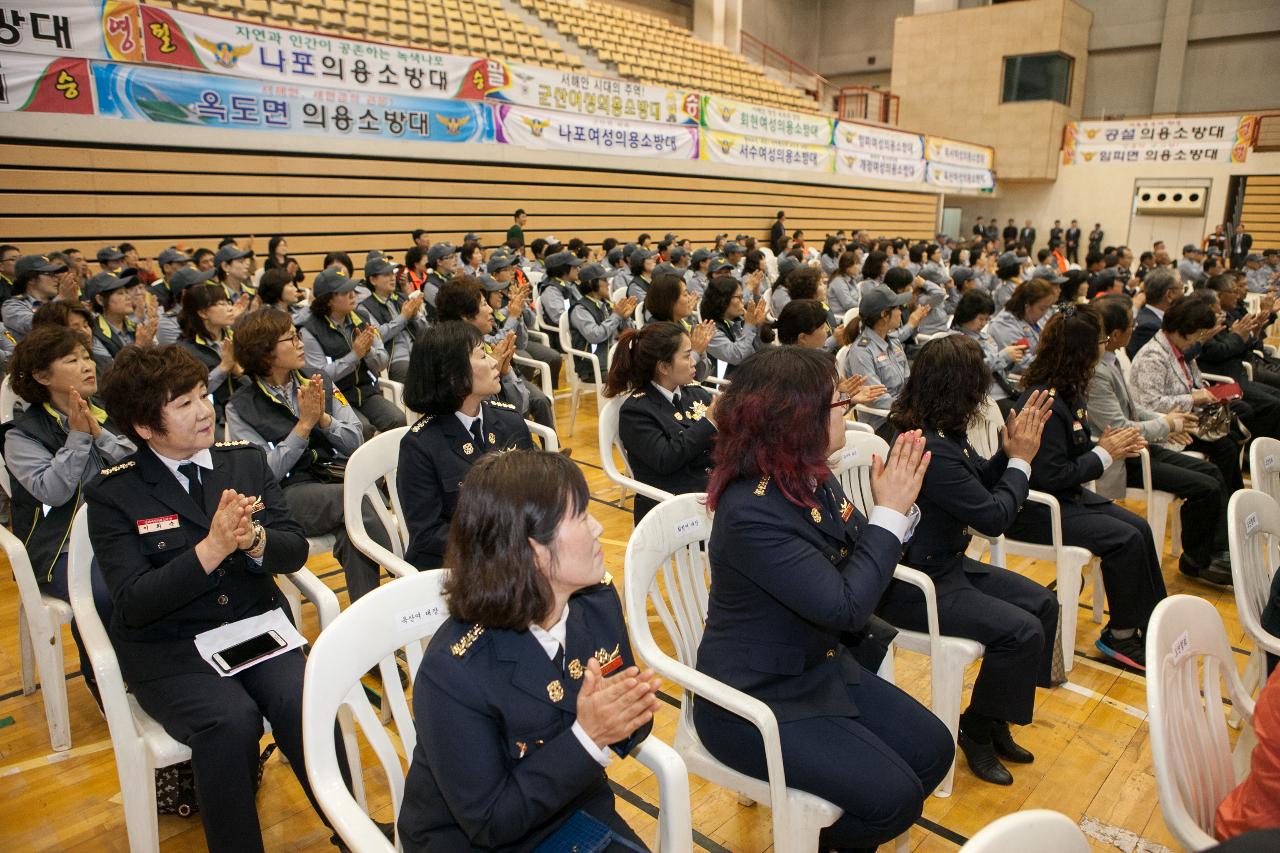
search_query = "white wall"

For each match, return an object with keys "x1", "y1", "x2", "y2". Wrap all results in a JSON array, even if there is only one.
[{"x1": 739, "y1": 0, "x2": 820, "y2": 68}]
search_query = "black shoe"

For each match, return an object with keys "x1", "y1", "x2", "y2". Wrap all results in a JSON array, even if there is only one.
[
  {"x1": 957, "y1": 730, "x2": 1013, "y2": 785},
  {"x1": 1096, "y1": 628, "x2": 1146, "y2": 671},
  {"x1": 1179, "y1": 555, "x2": 1233, "y2": 587},
  {"x1": 990, "y1": 721, "x2": 1034, "y2": 764},
  {"x1": 330, "y1": 821, "x2": 393, "y2": 852}
]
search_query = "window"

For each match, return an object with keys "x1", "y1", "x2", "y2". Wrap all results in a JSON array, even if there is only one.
[{"x1": 1001, "y1": 53, "x2": 1073, "y2": 105}]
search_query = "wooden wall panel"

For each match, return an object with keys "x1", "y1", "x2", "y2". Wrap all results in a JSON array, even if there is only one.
[
  {"x1": 0, "y1": 141, "x2": 939, "y2": 273},
  {"x1": 1242, "y1": 176, "x2": 1280, "y2": 248}
]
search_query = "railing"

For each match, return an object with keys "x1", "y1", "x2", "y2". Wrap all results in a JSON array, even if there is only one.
[
  {"x1": 738, "y1": 30, "x2": 827, "y2": 105},
  {"x1": 836, "y1": 85, "x2": 900, "y2": 126}
]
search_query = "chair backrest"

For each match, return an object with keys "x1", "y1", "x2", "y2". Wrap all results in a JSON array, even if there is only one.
[
  {"x1": 959, "y1": 809, "x2": 1088, "y2": 853},
  {"x1": 342, "y1": 426, "x2": 414, "y2": 579},
  {"x1": 1227, "y1": 489, "x2": 1280, "y2": 659},
  {"x1": 610, "y1": 286, "x2": 627, "y2": 304},
  {"x1": 303, "y1": 570, "x2": 450, "y2": 852},
  {"x1": 969, "y1": 396, "x2": 1004, "y2": 460},
  {"x1": 0, "y1": 518, "x2": 58, "y2": 651},
  {"x1": 1116, "y1": 346, "x2": 1133, "y2": 381},
  {"x1": 598, "y1": 393, "x2": 635, "y2": 478},
  {"x1": 834, "y1": 343, "x2": 852, "y2": 379},
  {"x1": 555, "y1": 296, "x2": 575, "y2": 352},
  {"x1": 828, "y1": 430, "x2": 889, "y2": 517},
  {"x1": 1146, "y1": 594, "x2": 1256, "y2": 850},
  {"x1": 0, "y1": 374, "x2": 16, "y2": 423},
  {"x1": 1249, "y1": 436, "x2": 1280, "y2": 505},
  {"x1": 525, "y1": 420, "x2": 560, "y2": 452}
]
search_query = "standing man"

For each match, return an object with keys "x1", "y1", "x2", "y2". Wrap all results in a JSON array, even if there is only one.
[
  {"x1": 1049, "y1": 220, "x2": 1064, "y2": 247},
  {"x1": 770, "y1": 210, "x2": 786, "y2": 254},
  {"x1": 973, "y1": 216, "x2": 986, "y2": 238},
  {"x1": 506, "y1": 209, "x2": 528, "y2": 248},
  {"x1": 1231, "y1": 222, "x2": 1253, "y2": 270},
  {"x1": 410, "y1": 229, "x2": 431, "y2": 253},
  {"x1": 1065, "y1": 220, "x2": 1082, "y2": 264},
  {"x1": 1019, "y1": 220, "x2": 1037, "y2": 253},
  {"x1": 1002, "y1": 218, "x2": 1019, "y2": 250},
  {"x1": 984, "y1": 219, "x2": 1000, "y2": 245},
  {"x1": 1088, "y1": 223, "x2": 1105, "y2": 256}
]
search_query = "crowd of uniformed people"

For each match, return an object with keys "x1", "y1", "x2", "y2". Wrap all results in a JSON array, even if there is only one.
[{"x1": 2, "y1": 212, "x2": 1280, "y2": 852}]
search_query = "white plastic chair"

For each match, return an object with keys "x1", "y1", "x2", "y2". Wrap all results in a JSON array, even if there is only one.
[
  {"x1": 67, "y1": 506, "x2": 362, "y2": 853},
  {"x1": 525, "y1": 419, "x2": 560, "y2": 452},
  {"x1": 1250, "y1": 435, "x2": 1280, "y2": 501},
  {"x1": 1227, "y1": 488, "x2": 1280, "y2": 713},
  {"x1": 512, "y1": 352, "x2": 555, "y2": 406},
  {"x1": 1126, "y1": 447, "x2": 1183, "y2": 558},
  {"x1": 829, "y1": 431, "x2": 984, "y2": 797},
  {"x1": 597, "y1": 394, "x2": 675, "y2": 506},
  {"x1": 379, "y1": 376, "x2": 410, "y2": 423},
  {"x1": 959, "y1": 809, "x2": 1088, "y2": 852},
  {"x1": 623, "y1": 494, "x2": 908, "y2": 851},
  {"x1": 0, "y1": 373, "x2": 17, "y2": 422},
  {"x1": 342, "y1": 426, "x2": 415, "y2": 580},
  {"x1": 546, "y1": 294, "x2": 604, "y2": 437},
  {"x1": 6, "y1": 522, "x2": 72, "y2": 751},
  {"x1": 1146, "y1": 595, "x2": 1256, "y2": 851},
  {"x1": 304, "y1": 570, "x2": 693, "y2": 852},
  {"x1": 968, "y1": 396, "x2": 1095, "y2": 673}
]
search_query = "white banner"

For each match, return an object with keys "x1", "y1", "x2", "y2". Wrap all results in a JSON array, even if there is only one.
[
  {"x1": 491, "y1": 63, "x2": 699, "y2": 125},
  {"x1": 1062, "y1": 115, "x2": 1256, "y2": 165},
  {"x1": 493, "y1": 103, "x2": 698, "y2": 159},
  {"x1": 925, "y1": 161, "x2": 994, "y2": 190},
  {"x1": 835, "y1": 151, "x2": 925, "y2": 184},
  {"x1": 925, "y1": 135, "x2": 994, "y2": 170},
  {"x1": 701, "y1": 93, "x2": 831, "y2": 145},
  {"x1": 833, "y1": 121, "x2": 923, "y2": 160},
  {"x1": 700, "y1": 130, "x2": 832, "y2": 173},
  {"x1": 0, "y1": 2, "x2": 114, "y2": 58}
]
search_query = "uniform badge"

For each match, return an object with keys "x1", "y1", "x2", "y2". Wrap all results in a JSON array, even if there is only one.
[
  {"x1": 839, "y1": 499, "x2": 853, "y2": 522},
  {"x1": 674, "y1": 411, "x2": 683, "y2": 421},
  {"x1": 810, "y1": 507, "x2": 822, "y2": 524},
  {"x1": 462, "y1": 442, "x2": 474, "y2": 455},
  {"x1": 1076, "y1": 408, "x2": 1085, "y2": 419},
  {"x1": 567, "y1": 659, "x2": 584, "y2": 680},
  {"x1": 488, "y1": 432, "x2": 496, "y2": 445},
  {"x1": 691, "y1": 400, "x2": 708, "y2": 420},
  {"x1": 516, "y1": 741, "x2": 528, "y2": 759},
  {"x1": 547, "y1": 680, "x2": 564, "y2": 702},
  {"x1": 595, "y1": 644, "x2": 623, "y2": 675}
]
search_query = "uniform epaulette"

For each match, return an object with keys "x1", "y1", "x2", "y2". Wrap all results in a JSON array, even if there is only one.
[
  {"x1": 213, "y1": 440, "x2": 253, "y2": 449},
  {"x1": 857, "y1": 338, "x2": 870, "y2": 346},
  {"x1": 601, "y1": 570, "x2": 614, "y2": 585},
  {"x1": 485, "y1": 399, "x2": 517, "y2": 410},
  {"x1": 450, "y1": 624, "x2": 486, "y2": 657},
  {"x1": 754, "y1": 475, "x2": 770, "y2": 496},
  {"x1": 100, "y1": 460, "x2": 136, "y2": 477},
  {"x1": 630, "y1": 390, "x2": 647, "y2": 398},
  {"x1": 411, "y1": 415, "x2": 434, "y2": 433}
]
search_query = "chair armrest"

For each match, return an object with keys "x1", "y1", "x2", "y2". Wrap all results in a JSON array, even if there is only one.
[
  {"x1": 280, "y1": 567, "x2": 340, "y2": 629},
  {"x1": 1024, "y1": 490, "x2": 1065, "y2": 552},
  {"x1": 526, "y1": 329, "x2": 550, "y2": 347},
  {"x1": 890, "y1": 566, "x2": 942, "y2": 660},
  {"x1": 853, "y1": 402, "x2": 887, "y2": 421},
  {"x1": 343, "y1": 486, "x2": 418, "y2": 580},
  {"x1": 1201, "y1": 372, "x2": 1233, "y2": 384},
  {"x1": 526, "y1": 420, "x2": 560, "y2": 452},
  {"x1": 567, "y1": 344, "x2": 605, "y2": 387},
  {"x1": 610, "y1": 469, "x2": 676, "y2": 506},
  {"x1": 630, "y1": 737, "x2": 692, "y2": 852},
  {"x1": 513, "y1": 354, "x2": 554, "y2": 402}
]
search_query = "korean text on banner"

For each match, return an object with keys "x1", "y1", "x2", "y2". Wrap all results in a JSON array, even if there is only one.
[
  {"x1": 701, "y1": 94, "x2": 831, "y2": 145},
  {"x1": 138, "y1": 3, "x2": 481, "y2": 99},
  {"x1": 0, "y1": 2, "x2": 107, "y2": 58},
  {"x1": 833, "y1": 121, "x2": 923, "y2": 160},
  {"x1": 91, "y1": 58, "x2": 492, "y2": 142},
  {"x1": 489, "y1": 63, "x2": 699, "y2": 125},
  {"x1": 700, "y1": 130, "x2": 833, "y2": 173},
  {"x1": 1062, "y1": 115, "x2": 1256, "y2": 166},
  {"x1": 493, "y1": 103, "x2": 698, "y2": 159},
  {"x1": 925, "y1": 161, "x2": 995, "y2": 190},
  {"x1": 835, "y1": 151, "x2": 925, "y2": 185},
  {"x1": 0, "y1": 50, "x2": 95, "y2": 114},
  {"x1": 924, "y1": 135, "x2": 994, "y2": 170}
]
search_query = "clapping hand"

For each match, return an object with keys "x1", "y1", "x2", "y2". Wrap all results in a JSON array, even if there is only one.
[
  {"x1": 1098, "y1": 426, "x2": 1146, "y2": 460},
  {"x1": 744, "y1": 298, "x2": 768, "y2": 327},
  {"x1": 575, "y1": 659, "x2": 661, "y2": 749},
  {"x1": 296, "y1": 374, "x2": 327, "y2": 431},
  {"x1": 869, "y1": 429, "x2": 931, "y2": 515},
  {"x1": 1001, "y1": 389, "x2": 1053, "y2": 462},
  {"x1": 197, "y1": 489, "x2": 257, "y2": 572},
  {"x1": 907, "y1": 304, "x2": 931, "y2": 328},
  {"x1": 613, "y1": 296, "x2": 638, "y2": 319},
  {"x1": 352, "y1": 326, "x2": 377, "y2": 358},
  {"x1": 65, "y1": 388, "x2": 100, "y2": 438},
  {"x1": 690, "y1": 319, "x2": 714, "y2": 355},
  {"x1": 492, "y1": 332, "x2": 517, "y2": 375}
]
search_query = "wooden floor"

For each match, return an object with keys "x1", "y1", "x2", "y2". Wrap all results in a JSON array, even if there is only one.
[{"x1": 0, "y1": 391, "x2": 1255, "y2": 853}]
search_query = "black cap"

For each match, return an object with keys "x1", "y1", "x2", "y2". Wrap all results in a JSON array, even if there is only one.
[
  {"x1": 85, "y1": 270, "x2": 135, "y2": 298},
  {"x1": 156, "y1": 247, "x2": 191, "y2": 266},
  {"x1": 486, "y1": 252, "x2": 516, "y2": 273},
  {"x1": 546, "y1": 250, "x2": 583, "y2": 269},
  {"x1": 709, "y1": 259, "x2": 735, "y2": 274},
  {"x1": 312, "y1": 268, "x2": 358, "y2": 297},
  {"x1": 364, "y1": 255, "x2": 396, "y2": 277},
  {"x1": 690, "y1": 248, "x2": 712, "y2": 265},
  {"x1": 479, "y1": 274, "x2": 506, "y2": 293},
  {"x1": 214, "y1": 245, "x2": 250, "y2": 267},
  {"x1": 669, "y1": 246, "x2": 690, "y2": 262},
  {"x1": 169, "y1": 266, "x2": 215, "y2": 294},
  {"x1": 15, "y1": 254, "x2": 67, "y2": 278},
  {"x1": 96, "y1": 245, "x2": 125, "y2": 264}
]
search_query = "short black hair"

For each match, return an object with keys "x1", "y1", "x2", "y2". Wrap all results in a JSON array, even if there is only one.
[
  {"x1": 257, "y1": 268, "x2": 294, "y2": 306},
  {"x1": 774, "y1": 299, "x2": 829, "y2": 345},
  {"x1": 700, "y1": 276, "x2": 741, "y2": 323},
  {"x1": 435, "y1": 275, "x2": 483, "y2": 322},
  {"x1": 403, "y1": 321, "x2": 484, "y2": 416},
  {"x1": 1162, "y1": 293, "x2": 1217, "y2": 336},
  {"x1": 954, "y1": 289, "x2": 995, "y2": 326},
  {"x1": 513, "y1": 208, "x2": 526, "y2": 219},
  {"x1": 884, "y1": 266, "x2": 914, "y2": 293},
  {"x1": 411, "y1": 228, "x2": 428, "y2": 242}
]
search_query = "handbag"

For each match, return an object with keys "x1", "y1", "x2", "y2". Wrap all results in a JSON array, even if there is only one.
[
  {"x1": 155, "y1": 744, "x2": 276, "y2": 817},
  {"x1": 531, "y1": 811, "x2": 648, "y2": 853},
  {"x1": 1191, "y1": 401, "x2": 1232, "y2": 442}
]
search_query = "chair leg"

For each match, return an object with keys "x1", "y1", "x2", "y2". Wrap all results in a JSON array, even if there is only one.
[
  {"x1": 568, "y1": 384, "x2": 581, "y2": 437},
  {"x1": 1147, "y1": 496, "x2": 1168, "y2": 558},
  {"x1": 19, "y1": 604, "x2": 36, "y2": 695},
  {"x1": 1169, "y1": 500, "x2": 1183, "y2": 558},
  {"x1": 1090, "y1": 560, "x2": 1105, "y2": 625},
  {"x1": 115, "y1": 745, "x2": 161, "y2": 853},
  {"x1": 35, "y1": 628, "x2": 70, "y2": 751},
  {"x1": 929, "y1": 651, "x2": 965, "y2": 798},
  {"x1": 1054, "y1": 549, "x2": 1090, "y2": 675}
]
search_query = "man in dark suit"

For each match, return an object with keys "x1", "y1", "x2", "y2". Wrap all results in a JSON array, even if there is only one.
[
  {"x1": 1230, "y1": 222, "x2": 1253, "y2": 270},
  {"x1": 1002, "y1": 218, "x2": 1019, "y2": 250},
  {"x1": 1049, "y1": 220, "x2": 1064, "y2": 247},
  {"x1": 769, "y1": 210, "x2": 786, "y2": 253},
  {"x1": 1018, "y1": 220, "x2": 1037, "y2": 253},
  {"x1": 1065, "y1": 219, "x2": 1082, "y2": 264},
  {"x1": 1127, "y1": 268, "x2": 1181, "y2": 358},
  {"x1": 973, "y1": 216, "x2": 986, "y2": 238}
]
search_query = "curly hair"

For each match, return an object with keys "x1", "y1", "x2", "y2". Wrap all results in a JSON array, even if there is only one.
[
  {"x1": 785, "y1": 267, "x2": 821, "y2": 300},
  {"x1": 8, "y1": 326, "x2": 91, "y2": 406},
  {"x1": 1019, "y1": 305, "x2": 1103, "y2": 402},
  {"x1": 232, "y1": 307, "x2": 295, "y2": 377},
  {"x1": 889, "y1": 335, "x2": 989, "y2": 434},
  {"x1": 99, "y1": 345, "x2": 211, "y2": 444}
]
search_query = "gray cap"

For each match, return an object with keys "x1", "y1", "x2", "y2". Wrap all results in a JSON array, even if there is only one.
[
  {"x1": 724, "y1": 242, "x2": 743, "y2": 255},
  {"x1": 96, "y1": 245, "x2": 125, "y2": 264},
  {"x1": 479, "y1": 274, "x2": 506, "y2": 293},
  {"x1": 1030, "y1": 264, "x2": 1068, "y2": 284},
  {"x1": 1246, "y1": 253, "x2": 1263, "y2": 264},
  {"x1": 951, "y1": 267, "x2": 976, "y2": 286},
  {"x1": 997, "y1": 253, "x2": 1022, "y2": 278},
  {"x1": 169, "y1": 266, "x2": 215, "y2": 294},
  {"x1": 669, "y1": 245, "x2": 689, "y2": 262},
  {"x1": 364, "y1": 254, "x2": 395, "y2": 277},
  {"x1": 858, "y1": 283, "x2": 911, "y2": 321},
  {"x1": 653, "y1": 262, "x2": 679, "y2": 279},
  {"x1": 157, "y1": 247, "x2": 191, "y2": 266},
  {"x1": 85, "y1": 270, "x2": 135, "y2": 298},
  {"x1": 214, "y1": 245, "x2": 250, "y2": 267},
  {"x1": 777, "y1": 257, "x2": 802, "y2": 279},
  {"x1": 629, "y1": 247, "x2": 655, "y2": 263},
  {"x1": 709, "y1": 259, "x2": 735, "y2": 274},
  {"x1": 428, "y1": 242, "x2": 456, "y2": 263},
  {"x1": 1092, "y1": 268, "x2": 1120, "y2": 286},
  {"x1": 919, "y1": 267, "x2": 950, "y2": 286},
  {"x1": 663, "y1": 232, "x2": 678, "y2": 243},
  {"x1": 312, "y1": 268, "x2": 358, "y2": 298},
  {"x1": 546, "y1": 250, "x2": 583, "y2": 269},
  {"x1": 1183, "y1": 244, "x2": 1200, "y2": 254},
  {"x1": 606, "y1": 247, "x2": 625, "y2": 266},
  {"x1": 579, "y1": 263, "x2": 609, "y2": 284},
  {"x1": 15, "y1": 254, "x2": 67, "y2": 278},
  {"x1": 486, "y1": 252, "x2": 516, "y2": 273},
  {"x1": 690, "y1": 248, "x2": 712, "y2": 265},
  {"x1": 463, "y1": 232, "x2": 481, "y2": 244}
]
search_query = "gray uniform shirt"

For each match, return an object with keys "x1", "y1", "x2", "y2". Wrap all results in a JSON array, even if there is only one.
[
  {"x1": 826, "y1": 274, "x2": 859, "y2": 317},
  {"x1": 5, "y1": 415, "x2": 135, "y2": 508},
  {"x1": 225, "y1": 376, "x2": 363, "y2": 481},
  {"x1": 301, "y1": 314, "x2": 389, "y2": 385},
  {"x1": 842, "y1": 329, "x2": 908, "y2": 430}
]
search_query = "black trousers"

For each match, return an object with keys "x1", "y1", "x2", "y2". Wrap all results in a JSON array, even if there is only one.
[
  {"x1": 1237, "y1": 380, "x2": 1280, "y2": 439},
  {"x1": 130, "y1": 648, "x2": 351, "y2": 853},
  {"x1": 1127, "y1": 444, "x2": 1228, "y2": 566},
  {"x1": 694, "y1": 673, "x2": 954, "y2": 851},
  {"x1": 878, "y1": 561, "x2": 1058, "y2": 725},
  {"x1": 1008, "y1": 499, "x2": 1166, "y2": 632}
]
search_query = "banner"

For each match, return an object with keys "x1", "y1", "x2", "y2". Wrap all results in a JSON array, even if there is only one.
[
  {"x1": 488, "y1": 63, "x2": 697, "y2": 125},
  {"x1": 92, "y1": 58, "x2": 492, "y2": 142},
  {"x1": 925, "y1": 161, "x2": 994, "y2": 190},
  {"x1": 493, "y1": 103, "x2": 697, "y2": 159},
  {"x1": 0, "y1": 51, "x2": 95, "y2": 113},
  {"x1": 700, "y1": 130, "x2": 833, "y2": 173},
  {"x1": 925, "y1": 135, "x2": 994, "y2": 170},
  {"x1": 835, "y1": 151, "x2": 925, "y2": 184},
  {"x1": 1062, "y1": 115, "x2": 1256, "y2": 165},
  {"x1": 833, "y1": 121, "x2": 923, "y2": 160},
  {"x1": 700, "y1": 94, "x2": 831, "y2": 145}
]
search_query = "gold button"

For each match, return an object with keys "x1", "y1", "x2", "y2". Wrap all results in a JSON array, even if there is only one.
[
  {"x1": 826, "y1": 649, "x2": 835, "y2": 658},
  {"x1": 216, "y1": 594, "x2": 229, "y2": 605}
]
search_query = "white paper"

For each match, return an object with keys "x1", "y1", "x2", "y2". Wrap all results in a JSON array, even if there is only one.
[{"x1": 193, "y1": 608, "x2": 307, "y2": 677}]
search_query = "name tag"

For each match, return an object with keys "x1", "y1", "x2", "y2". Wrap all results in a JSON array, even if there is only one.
[
  {"x1": 137, "y1": 514, "x2": 179, "y2": 534},
  {"x1": 875, "y1": 353, "x2": 889, "y2": 362}
]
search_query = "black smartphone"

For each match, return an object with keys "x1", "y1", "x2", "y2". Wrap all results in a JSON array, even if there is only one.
[{"x1": 212, "y1": 630, "x2": 287, "y2": 673}]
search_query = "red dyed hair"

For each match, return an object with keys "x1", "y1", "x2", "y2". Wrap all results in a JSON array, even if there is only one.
[{"x1": 705, "y1": 346, "x2": 837, "y2": 510}]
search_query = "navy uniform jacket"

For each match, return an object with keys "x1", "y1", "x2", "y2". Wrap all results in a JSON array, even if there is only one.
[
  {"x1": 398, "y1": 400, "x2": 535, "y2": 569},
  {"x1": 1126, "y1": 305, "x2": 1163, "y2": 360},
  {"x1": 617, "y1": 383, "x2": 716, "y2": 521},
  {"x1": 1014, "y1": 386, "x2": 1109, "y2": 508},
  {"x1": 696, "y1": 474, "x2": 902, "y2": 722},
  {"x1": 901, "y1": 430, "x2": 1027, "y2": 594},
  {"x1": 85, "y1": 441, "x2": 308, "y2": 685},
  {"x1": 397, "y1": 583, "x2": 650, "y2": 852}
]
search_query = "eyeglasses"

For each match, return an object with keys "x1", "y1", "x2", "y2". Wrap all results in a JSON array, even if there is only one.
[
  {"x1": 829, "y1": 397, "x2": 854, "y2": 413},
  {"x1": 277, "y1": 331, "x2": 302, "y2": 345}
]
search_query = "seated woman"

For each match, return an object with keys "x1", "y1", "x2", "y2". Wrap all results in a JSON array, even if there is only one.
[
  {"x1": 570, "y1": 262, "x2": 636, "y2": 383},
  {"x1": 880, "y1": 336, "x2": 1059, "y2": 786},
  {"x1": 781, "y1": 267, "x2": 840, "y2": 342},
  {"x1": 1129, "y1": 294, "x2": 1249, "y2": 497},
  {"x1": 177, "y1": 283, "x2": 240, "y2": 430},
  {"x1": 85, "y1": 344, "x2": 345, "y2": 853},
  {"x1": 642, "y1": 273, "x2": 713, "y2": 382},
  {"x1": 357, "y1": 253, "x2": 425, "y2": 384},
  {"x1": 827, "y1": 250, "x2": 861, "y2": 317},
  {"x1": 604, "y1": 322, "x2": 718, "y2": 522},
  {"x1": 256, "y1": 266, "x2": 306, "y2": 323},
  {"x1": 986, "y1": 277, "x2": 1057, "y2": 376},
  {"x1": 1006, "y1": 306, "x2": 1164, "y2": 671},
  {"x1": 701, "y1": 275, "x2": 769, "y2": 380},
  {"x1": 398, "y1": 322, "x2": 535, "y2": 569},
  {"x1": 1090, "y1": 297, "x2": 1232, "y2": 586},
  {"x1": 87, "y1": 270, "x2": 155, "y2": 364},
  {"x1": 775, "y1": 298, "x2": 835, "y2": 348},
  {"x1": 225, "y1": 309, "x2": 392, "y2": 603},
  {"x1": 950, "y1": 289, "x2": 1026, "y2": 415},
  {"x1": 486, "y1": 250, "x2": 563, "y2": 392},
  {"x1": 693, "y1": 346, "x2": 954, "y2": 851},
  {"x1": 397, "y1": 450, "x2": 661, "y2": 851},
  {"x1": 33, "y1": 298, "x2": 95, "y2": 350},
  {"x1": 156, "y1": 266, "x2": 215, "y2": 346},
  {"x1": 4, "y1": 326, "x2": 134, "y2": 701},
  {"x1": 843, "y1": 283, "x2": 912, "y2": 434}
]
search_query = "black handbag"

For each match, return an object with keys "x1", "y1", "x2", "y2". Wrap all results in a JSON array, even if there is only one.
[{"x1": 155, "y1": 743, "x2": 276, "y2": 817}]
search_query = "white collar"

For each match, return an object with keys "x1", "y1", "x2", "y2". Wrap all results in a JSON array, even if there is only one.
[
  {"x1": 527, "y1": 602, "x2": 571, "y2": 660},
  {"x1": 650, "y1": 381, "x2": 679, "y2": 405},
  {"x1": 1148, "y1": 304, "x2": 1165, "y2": 319},
  {"x1": 151, "y1": 446, "x2": 213, "y2": 486},
  {"x1": 455, "y1": 408, "x2": 483, "y2": 433}
]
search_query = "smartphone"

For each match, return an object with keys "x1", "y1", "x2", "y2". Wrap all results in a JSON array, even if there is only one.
[{"x1": 212, "y1": 630, "x2": 287, "y2": 673}]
